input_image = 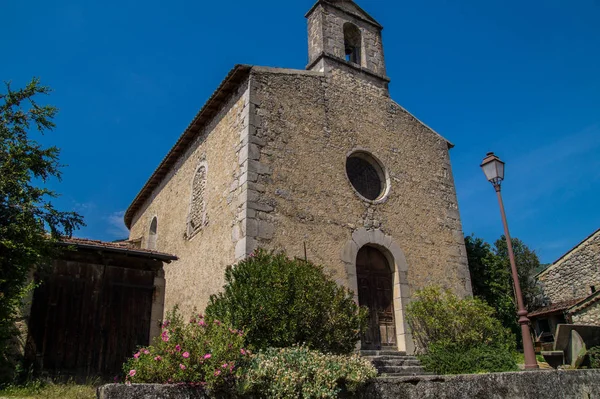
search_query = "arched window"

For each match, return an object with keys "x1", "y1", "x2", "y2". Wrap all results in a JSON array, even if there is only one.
[
  {"x1": 343, "y1": 23, "x2": 362, "y2": 65},
  {"x1": 148, "y1": 216, "x2": 158, "y2": 250},
  {"x1": 186, "y1": 162, "x2": 208, "y2": 238}
]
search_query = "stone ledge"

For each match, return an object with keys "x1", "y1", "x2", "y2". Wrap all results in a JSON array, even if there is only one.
[{"x1": 97, "y1": 370, "x2": 600, "y2": 399}]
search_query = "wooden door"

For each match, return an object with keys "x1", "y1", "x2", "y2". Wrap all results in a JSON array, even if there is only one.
[
  {"x1": 357, "y1": 246, "x2": 396, "y2": 350},
  {"x1": 28, "y1": 261, "x2": 155, "y2": 379}
]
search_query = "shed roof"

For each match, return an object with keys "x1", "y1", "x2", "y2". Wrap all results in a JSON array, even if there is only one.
[
  {"x1": 528, "y1": 298, "x2": 584, "y2": 318},
  {"x1": 59, "y1": 237, "x2": 178, "y2": 262}
]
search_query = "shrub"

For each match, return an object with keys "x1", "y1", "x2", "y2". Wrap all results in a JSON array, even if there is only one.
[
  {"x1": 406, "y1": 286, "x2": 515, "y2": 353},
  {"x1": 122, "y1": 307, "x2": 248, "y2": 392},
  {"x1": 419, "y1": 342, "x2": 518, "y2": 375},
  {"x1": 240, "y1": 346, "x2": 377, "y2": 398},
  {"x1": 406, "y1": 286, "x2": 517, "y2": 374},
  {"x1": 206, "y1": 249, "x2": 367, "y2": 354},
  {"x1": 589, "y1": 346, "x2": 600, "y2": 369}
]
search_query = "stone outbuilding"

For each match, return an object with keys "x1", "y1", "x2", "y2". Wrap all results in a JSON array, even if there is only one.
[
  {"x1": 530, "y1": 228, "x2": 600, "y2": 342},
  {"x1": 124, "y1": 0, "x2": 472, "y2": 354}
]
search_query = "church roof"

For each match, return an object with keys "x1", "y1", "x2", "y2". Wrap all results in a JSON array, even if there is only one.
[
  {"x1": 306, "y1": 0, "x2": 383, "y2": 29},
  {"x1": 124, "y1": 64, "x2": 252, "y2": 229}
]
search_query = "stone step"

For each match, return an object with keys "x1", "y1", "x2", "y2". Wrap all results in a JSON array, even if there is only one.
[
  {"x1": 369, "y1": 358, "x2": 422, "y2": 367},
  {"x1": 378, "y1": 366, "x2": 428, "y2": 376},
  {"x1": 362, "y1": 355, "x2": 419, "y2": 361},
  {"x1": 360, "y1": 350, "x2": 407, "y2": 357}
]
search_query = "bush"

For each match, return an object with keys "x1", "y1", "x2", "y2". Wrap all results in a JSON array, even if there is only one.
[
  {"x1": 589, "y1": 346, "x2": 600, "y2": 369},
  {"x1": 240, "y1": 346, "x2": 377, "y2": 398},
  {"x1": 122, "y1": 307, "x2": 248, "y2": 392},
  {"x1": 419, "y1": 343, "x2": 518, "y2": 375},
  {"x1": 206, "y1": 249, "x2": 367, "y2": 354},
  {"x1": 406, "y1": 286, "x2": 517, "y2": 374},
  {"x1": 406, "y1": 286, "x2": 515, "y2": 353}
]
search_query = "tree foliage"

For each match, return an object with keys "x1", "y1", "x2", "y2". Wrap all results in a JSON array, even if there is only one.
[
  {"x1": 206, "y1": 249, "x2": 367, "y2": 355},
  {"x1": 0, "y1": 78, "x2": 84, "y2": 380},
  {"x1": 464, "y1": 234, "x2": 547, "y2": 348}
]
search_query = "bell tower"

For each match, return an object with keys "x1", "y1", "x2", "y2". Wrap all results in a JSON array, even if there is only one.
[{"x1": 306, "y1": 0, "x2": 390, "y2": 89}]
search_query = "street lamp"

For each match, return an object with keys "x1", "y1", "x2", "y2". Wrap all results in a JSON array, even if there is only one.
[{"x1": 481, "y1": 152, "x2": 539, "y2": 370}]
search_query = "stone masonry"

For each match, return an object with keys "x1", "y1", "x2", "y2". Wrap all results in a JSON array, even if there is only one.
[
  {"x1": 569, "y1": 292, "x2": 600, "y2": 326},
  {"x1": 538, "y1": 229, "x2": 600, "y2": 304}
]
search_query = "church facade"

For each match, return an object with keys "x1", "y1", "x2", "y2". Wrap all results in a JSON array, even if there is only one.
[{"x1": 124, "y1": 0, "x2": 472, "y2": 354}]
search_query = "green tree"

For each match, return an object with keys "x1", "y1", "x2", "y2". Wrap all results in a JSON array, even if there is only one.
[
  {"x1": 0, "y1": 78, "x2": 84, "y2": 380},
  {"x1": 464, "y1": 235, "x2": 546, "y2": 348},
  {"x1": 206, "y1": 249, "x2": 367, "y2": 355},
  {"x1": 494, "y1": 236, "x2": 546, "y2": 311}
]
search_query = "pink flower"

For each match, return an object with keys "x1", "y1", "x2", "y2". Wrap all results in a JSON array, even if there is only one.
[
  {"x1": 154, "y1": 355, "x2": 162, "y2": 361},
  {"x1": 198, "y1": 320, "x2": 206, "y2": 327},
  {"x1": 129, "y1": 370, "x2": 136, "y2": 377},
  {"x1": 203, "y1": 354, "x2": 212, "y2": 360},
  {"x1": 162, "y1": 320, "x2": 170, "y2": 329},
  {"x1": 240, "y1": 348, "x2": 246, "y2": 355},
  {"x1": 133, "y1": 352, "x2": 140, "y2": 359},
  {"x1": 143, "y1": 349, "x2": 150, "y2": 355},
  {"x1": 161, "y1": 330, "x2": 170, "y2": 342},
  {"x1": 222, "y1": 363, "x2": 228, "y2": 369},
  {"x1": 175, "y1": 345, "x2": 181, "y2": 352},
  {"x1": 214, "y1": 370, "x2": 221, "y2": 376},
  {"x1": 180, "y1": 364, "x2": 186, "y2": 370},
  {"x1": 182, "y1": 352, "x2": 190, "y2": 358},
  {"x1": 213, "y1": 320, "x2": 221, "y2": 326}
]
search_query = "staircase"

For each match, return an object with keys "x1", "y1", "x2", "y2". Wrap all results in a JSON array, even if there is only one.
[{"x1": 360, "y1": 350, "x2": 429, "y2": 377}]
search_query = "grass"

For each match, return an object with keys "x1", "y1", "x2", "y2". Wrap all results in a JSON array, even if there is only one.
[
  {"x1": 513, "y1": 352, "x2": 546, "y2": 364},
  {"x1": 0, "y1": 381, "x2": 97, "y2": 399}
]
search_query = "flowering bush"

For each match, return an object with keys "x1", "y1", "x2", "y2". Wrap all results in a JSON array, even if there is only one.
[
  {"x1": 239, "y1": 346, "x2": 377, "y2": 398},
  {"x1": 122, "y1": 307, "x2": 249, "y2": 391},
  {"x1": 206, "y1": 249, "x2": 367, "y2": 354}
]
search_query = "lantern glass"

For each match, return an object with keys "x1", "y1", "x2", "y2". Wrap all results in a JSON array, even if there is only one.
[{"x1": 481, "y1": 153, "x2": 505, "y2": 184}]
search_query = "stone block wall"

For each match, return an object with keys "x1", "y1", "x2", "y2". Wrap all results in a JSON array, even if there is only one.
[
  {"x1": 97, "y1": 370, "x2": 600, "y2": 399},
  {"x1": 128, "y1": 80, "x2": 250, "y2": 316},
  {"x1": 538, "y1": 230, "x2": 600, "y2": 303},
  {"x1": 244, "y1": 66, "x2": 471, "y2": 300},
  {"x1": 570, "y1": 297, "x2": 600, "y2": 326}
]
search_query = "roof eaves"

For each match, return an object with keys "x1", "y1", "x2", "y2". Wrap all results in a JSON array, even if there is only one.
[
  {"x1": 57, "y1": 240, "x2": 178, "y2": 263},
  {"x1": 124, "y1": 64, "x2": 253, "y2": 229}
]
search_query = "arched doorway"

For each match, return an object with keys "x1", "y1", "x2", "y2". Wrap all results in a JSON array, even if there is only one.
[{"x1": 357, "y1": 246, "x2": 396, "y2": 350}]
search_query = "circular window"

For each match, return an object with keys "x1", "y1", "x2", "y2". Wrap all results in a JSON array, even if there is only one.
[{"x1": 345, "y1": 152, "x2": 387, "y2": 201}]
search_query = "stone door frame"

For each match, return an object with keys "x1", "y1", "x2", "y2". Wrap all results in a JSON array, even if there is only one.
[{"x1": 341, "y1": 228, "x2": 414, "y2": 354}]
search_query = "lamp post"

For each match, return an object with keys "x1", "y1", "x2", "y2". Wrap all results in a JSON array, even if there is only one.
[{"x1": 480, "y1": 152, "x2": 539, "y2": 370}]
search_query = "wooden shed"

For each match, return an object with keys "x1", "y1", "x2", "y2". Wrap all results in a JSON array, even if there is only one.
[{"x1": 25, "y1": 238, "x2": 177, "y2": 379}]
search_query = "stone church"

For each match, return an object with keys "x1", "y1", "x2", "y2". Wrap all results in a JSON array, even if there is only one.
[{"x1": 124, "y1": 0, "x2": 472, "y2": 354}]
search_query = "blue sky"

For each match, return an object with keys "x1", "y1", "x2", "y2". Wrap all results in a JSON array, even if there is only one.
[{"x1": 1, "y1": 0, "x2": 599, "y2": 264}]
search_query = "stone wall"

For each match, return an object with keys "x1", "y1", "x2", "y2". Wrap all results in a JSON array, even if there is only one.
[
  {"x1": 128, "y1": 80, "x2": 250, "y2": 316},
  {"x1": 570, "y1": 296, "x2": 600, "y2": 326},
  {"x1": 97, "y1": 370, "x2": 600, "y2": 399},
  {"x1": 246, "y1": 66, "x2": 470, "y2": 296},
  {"x1": 538, "y1": 229, "x2": 600, "y2": 303},
  {"x1": 243, "y1": 66, "x2": 471, "y2": 352}
]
